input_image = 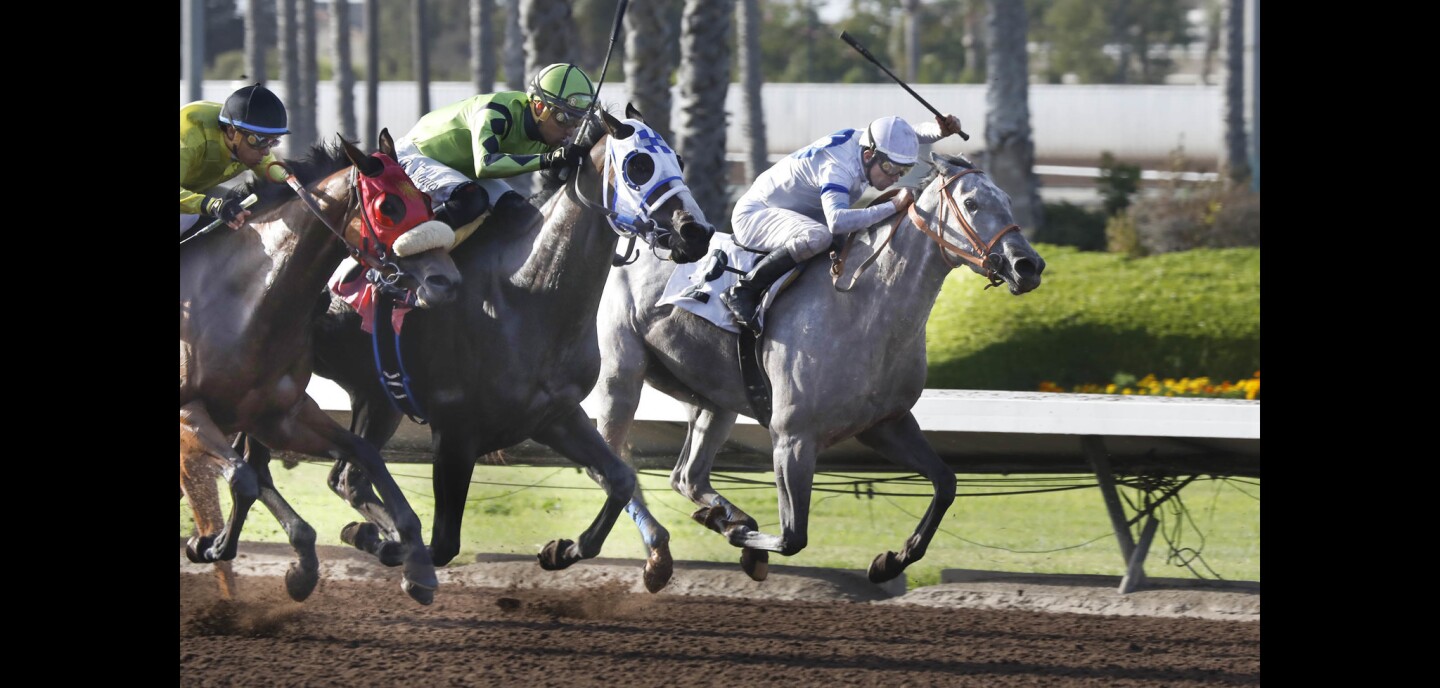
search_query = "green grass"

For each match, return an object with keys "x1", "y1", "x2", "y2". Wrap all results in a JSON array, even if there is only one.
[
  {"x1": 925, "y1": 244, "x2": 1261, "y2": 390},
  {"x1": 183, "y1": 461, "x2": 1259, "y2": 589}
]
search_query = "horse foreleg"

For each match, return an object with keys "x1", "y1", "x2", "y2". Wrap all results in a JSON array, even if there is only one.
[
  {"x1": 180, "y1": 431, "x2": 238, "y2": 600},
  {"x1": 532, "y1": 406, "x2": 637, "y2": 571},
  {"x1": 258, "y1": 399, "x2": 437, "y2": 606},
  {"x1": 236, "y1": 434, "x2": 320, "y2": 602},
  {"x1": 427, "y1": 429, "x2": 478, "y2": 567},
  {"x1": 593, "y1": 353, "x2": 674, "y2": 591},
  {"x1": 855, "y1": 412, "x2": 957, "y2": 583},
  {"x1": 180, "y1": 403, "x2": 259, "y2": 565}
]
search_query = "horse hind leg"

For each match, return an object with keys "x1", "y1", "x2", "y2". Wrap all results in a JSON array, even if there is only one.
[
  {"x1": 330, "y1": 396, "x2": 407, "y2": 567},
  {"x1": 533, "y1": 407, "x2": 637, "y2": 573},
  {"x1": 669, "y1": 407, "x2": 771, "y2": 581},
  {"x1": 854, "y1": 412, "x2": 957, "y2": 583},
  {"x1": 236, "y1": 434, "x2": 320, "y2": 602},
  {"x1": 180, "y1": 403, "x2": 259, "y2": 566}
]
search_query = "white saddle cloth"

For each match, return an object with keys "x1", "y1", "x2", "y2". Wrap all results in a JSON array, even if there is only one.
[{"x1": 657, "y1": 232, "x2": 796, "y2": 333}]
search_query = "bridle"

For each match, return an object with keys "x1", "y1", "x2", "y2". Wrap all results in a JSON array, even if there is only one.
[
  {"x1": 905, "y1": 168, "x2": 1021, "y2": 288},
  {"x1": 281, "y1": 164, "x2": 424, "y2": 303},
  {"x1": 563, "y1": 124, "x2": 705, "y2": 266}
]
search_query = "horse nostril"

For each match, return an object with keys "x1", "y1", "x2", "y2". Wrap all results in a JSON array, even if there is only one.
[{"x1": 426, "y1": 274, "x2": 456, "y2": 291}]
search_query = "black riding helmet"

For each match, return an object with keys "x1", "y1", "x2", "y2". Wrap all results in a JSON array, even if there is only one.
[{"x1": 219, "y1": 83, "x2": 290, "y2": 135}]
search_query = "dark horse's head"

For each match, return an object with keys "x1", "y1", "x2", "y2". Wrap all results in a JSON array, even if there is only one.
[
  {"x1": 242, "y1": 130, "x2": 462, "y2": 307},
  {"x1": 554, "y1": 103, "x2": 713, "y2": 264},
  {"x1": 918, "y1": 153, "x2": 1045, "y2": 295}
]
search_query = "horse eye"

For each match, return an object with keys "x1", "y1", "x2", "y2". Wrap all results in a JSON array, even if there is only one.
[
  {"x1": 380, "y1": 195, "x2": 406, "y2": 222},
  {"x1": 964, "y1": 198, "x2": 979, "y2": 212},
  {"x1": 626, "y1": 153, "x2": 656, "y2": 187},
  {"x1": 676, "y1": 155, "x2": 686, "y2": 172}
]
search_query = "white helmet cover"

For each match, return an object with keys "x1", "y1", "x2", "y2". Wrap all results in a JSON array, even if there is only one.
[{"x1": 860, "y1": 116, "x2": 919, "y2": 165}]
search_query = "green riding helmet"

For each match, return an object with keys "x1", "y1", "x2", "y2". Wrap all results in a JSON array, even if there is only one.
[{"x1": 527, "y1": 63, "x2": 596, "y2": 118}]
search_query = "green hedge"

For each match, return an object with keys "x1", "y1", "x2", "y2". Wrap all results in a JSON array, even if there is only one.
[{"x1": 925, "y1": 245, "x2": 1260, "y2": 390}]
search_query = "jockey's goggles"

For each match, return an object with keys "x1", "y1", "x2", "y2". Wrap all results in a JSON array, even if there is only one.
[
  {"x1": 543, "y1": 95, "x2": 593, "y2": 126},
  {"x1": 240, "y1": 129, "x2": 284, "y2": 150},
  {"x1": 875, "y1": 154, "x2": 914, "y2": 178}
]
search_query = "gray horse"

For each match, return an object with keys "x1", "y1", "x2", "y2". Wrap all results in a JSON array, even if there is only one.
[
  {"x1": 593, "y1": 153, "x2": 1045, "y2": 586},
  {"x1": 247, "y1": 105, "x2": 715, "y2": 591}
]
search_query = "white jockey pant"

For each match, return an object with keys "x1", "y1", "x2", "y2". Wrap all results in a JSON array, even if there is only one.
[
  {"x1": 393, "y1": 137, "x2": 514, "y2": 208},
  {"x1": 730, "y1": 196, "x2": 835, "y2": 262}
]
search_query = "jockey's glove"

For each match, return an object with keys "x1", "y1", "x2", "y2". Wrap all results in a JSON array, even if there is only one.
[
  {"x1": 202, "y1": 189, "x2": 247, "y2": 224},
  {"x1": 539, "y1": 143, "x2": 586, "y2": 170}
]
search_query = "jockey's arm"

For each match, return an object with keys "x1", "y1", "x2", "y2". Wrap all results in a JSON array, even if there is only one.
[
  {"x1": 914, "y1": 114, "x2": 963, "y2": 143},
  {"x1": 818, "y1": 162, "x2": 900, "y2": 236}
]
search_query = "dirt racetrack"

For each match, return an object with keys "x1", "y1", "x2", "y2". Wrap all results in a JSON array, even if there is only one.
[{"x1": 180, "y1": 542, "x2": 1260, "y2": 686}]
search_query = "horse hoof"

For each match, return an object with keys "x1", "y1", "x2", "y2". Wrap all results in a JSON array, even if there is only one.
[
  {"x1": 402, "y1": 577, "x2": 436, "y2": 606},
  {"x1": 185, "y1": 535, "x2": 214, "y2": 563},
  {"x1": 643, "y1": 544, "x2": 674, "y2": 593},
  {"x1": 375, "y1": 540, "x2": 406, "y2": 568},
  {"x1": 285, "y1": 563, "x2": 320, "y2": 602},
  {"x1": 691, "y1": 505, "x2": 727, "y2": 534},
  {"x1": 340, "y1": 521, "x2": 377, "y2": 550},
  {"x1": 741, "y1": 548, "x2": 768, "y2": 581},
  {"x1": 537, "y1": 539, "x2": 577, "y2": 571},
  {"x1": 867, "y1": 550, "x2": 904, "y2": 583}
]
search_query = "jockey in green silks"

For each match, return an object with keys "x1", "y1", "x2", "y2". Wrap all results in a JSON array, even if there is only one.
[{"x1": 180, "y1": 83, "x2": 290, "y2": 236}]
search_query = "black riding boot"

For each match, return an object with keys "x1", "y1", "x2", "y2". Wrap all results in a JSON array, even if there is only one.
[
  {"x1": 720, "y1": 249, "x2": 799, "y2": 335},
  {"x1": 434, "y1": 182, "x2": 490, "y2": 229}
]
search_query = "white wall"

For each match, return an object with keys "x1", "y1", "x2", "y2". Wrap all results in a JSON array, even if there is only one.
[{"x1": 185, "y1": 81, "x2": 1220, "y2": 167}]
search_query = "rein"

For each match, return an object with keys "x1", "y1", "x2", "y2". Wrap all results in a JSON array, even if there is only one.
[
  {"x1": 562, "y1": 137, "x2": 689, "y2": 267},
  {"x1": 281, "y1": 165, "x2": 416, "y2": 303},
  {"x1": 905, "y1": 169, "x2": 1021, "y2": 289}
]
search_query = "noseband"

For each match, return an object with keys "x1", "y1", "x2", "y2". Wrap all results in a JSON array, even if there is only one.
[
  {"x1": 283, "y1": 166, "x2": 421, "y2": 302},
  {"x1": 905, "y1": 169, "x2": 1021, "y2": 288}
]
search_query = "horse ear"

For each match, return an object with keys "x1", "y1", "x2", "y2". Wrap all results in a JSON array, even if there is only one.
[
  {"x1": 343, "y1": 137, "x2": 384, "y2": 177},
  {"x1": 625, "y1": 102, "x2": 645, "y2": 121},
  {"x1": 929, "y1": 151, "x2": 959, "y2": 174},
  {"x1": 377, "y1": 128, "x2": 396, "y2": 158},
  {"x1": 601, "y1": 109, "x2": 635, "y2": 139}
]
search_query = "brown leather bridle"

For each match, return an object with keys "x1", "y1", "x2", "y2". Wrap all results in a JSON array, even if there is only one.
[{"x1": 905, "y1": 168, "x2": 1021, "y2": 288}]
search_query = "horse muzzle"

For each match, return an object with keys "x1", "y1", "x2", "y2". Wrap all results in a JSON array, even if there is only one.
[{"x1": 665, "y1": 210, "x2": 715, "y2": 265}]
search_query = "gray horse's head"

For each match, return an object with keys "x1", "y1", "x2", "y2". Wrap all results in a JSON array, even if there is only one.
[
  {"x1": 595, "y1": 105, "x2": 715, "y2": 264},
  {"x1": 927, "y1": 153, "x2": 1045, "y2": 295}
]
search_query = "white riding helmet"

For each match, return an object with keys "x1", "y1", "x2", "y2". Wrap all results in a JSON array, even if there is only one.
[{"x1": 859, "y1": 116, "x2": 919, "y2": 165}]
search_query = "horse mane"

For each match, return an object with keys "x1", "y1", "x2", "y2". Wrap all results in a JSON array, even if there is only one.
[
  {"x1": 915, "y1": 152, "x2": 976, "y2": 190},
  {"x1": 235, "y1": 137, "x2": 356, "y2": 221}
]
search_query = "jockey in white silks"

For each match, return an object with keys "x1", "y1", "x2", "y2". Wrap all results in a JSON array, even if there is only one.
[{"x1": 721, "y1": 114, "x2": 965, "y2": 335}]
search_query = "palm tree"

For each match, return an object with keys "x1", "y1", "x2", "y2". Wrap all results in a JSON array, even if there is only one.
[
  {"x1": 415, "y1": 0, "x2": 432, "y2": 115},
  {"x1": 1222, "y1": 0, "x2": 1249, "y2": 185},
  {"x1": 676, "y1": 0, "x2": 732, "y2": 228},
  {"x1": 298, "y1": 0, "x2": 318, "y2": 150},
  {"x1": 364, "y1": 0, "x2": 379, "y2": 145},
  {"x1": 736, "y1": 0, "x2": 766, "y2": 183},
  {"x1": 471, "y1": 0, "x2": 497, "y2": 94},
  {"x1": 984, "y1": 0, "x2": 1043, "y2": 233},
  {"x1": 503, "y1": 0, "x2": 525, "y2": 90},
  {"x1": 624, "y1": 0, "x2": 677, "y2": 141},
  {"x1": 901, "y1": 0, "x2": 920, "y2": 81},
  {"x1": 521, "y1": 0, "x2": 578, "y2": 77},
  {"x1": 245, "y1": 0, "x2": 267, "y2": 84},
  {"x1": 278, "y1": 0, "x2": 299, "y2": 151},
  {"x1": 333, "y1": 0, "x2": 356, "y2": 141}
]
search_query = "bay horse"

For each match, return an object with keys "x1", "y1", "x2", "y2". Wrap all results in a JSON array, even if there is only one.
[
  {"x1": 247, "y1": 105, "x2": 713, "y2": 592},
  {"x1": 180, "y1": 130, "x2": 461, "y2": 605},
  {"x1": 593, "y1": 153, "x2": 1045, "y2": 586}
]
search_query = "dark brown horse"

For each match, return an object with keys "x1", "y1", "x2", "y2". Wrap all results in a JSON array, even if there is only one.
[
  {"x1": 180, "y1": 131, "x2": 461, "y2": 605},
  {"x1": 246, "y1": 106, "x2": 713, "y2": 592}
]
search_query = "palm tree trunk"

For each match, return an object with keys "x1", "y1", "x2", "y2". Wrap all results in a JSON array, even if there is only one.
[
  {"x1": 245, "y1": 0, "x2": 267, "y2": 83},
  {"x1": 676, "y1": 0, "x2": 732, "y2": 228},
  {"x1": 736, "y1": 0, "x2": 766, "y2": 183},
  {"x1": 277, "y1": 0, "x2": 298, "y2": 150},
  {"x1": 624, "y1": 0, "x2": 677, "y2": 142},
  {"x1": 901, "y1": 0, "x2": 920, "y2": 81},
  {"x1": 333, "y1": 0, "x2": 356, "y2": 141},
  {"x1": 298, "y1": 0, "x2": 317, "y2": 150},
  {"x1": 414, "y1": 0, "x2": 432, "y2": 115},
  {"x1": 984, "y1": 0, "x2": 1043, "y2": 233},
  {"x1": 503, "y1": 0, "x2": 526, "y2": 90},
  {"x1": 364, "y1": 0, "x2": 379, "y2": 146},
  {"x1": 1222, "y1": 0, "x2": 1250, "y2": 185},
  {"x1": 521, "y1": 0, "x2": 577, "y2": 77},
  {"x1": 472, "y1": 0, "x2": 496, "y2": 94}
]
